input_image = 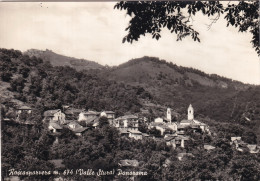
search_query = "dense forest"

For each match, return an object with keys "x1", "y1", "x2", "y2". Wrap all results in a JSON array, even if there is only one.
[{"x1": 1, "y1": 48, "x2": 260, "y2": 180}]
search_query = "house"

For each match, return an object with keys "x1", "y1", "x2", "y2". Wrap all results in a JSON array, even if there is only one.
[
  {"x1": 128, "y1": 130, "x2": 142, "y2": 140},
  {"x1": 43, "y1": 109, "x2": 66, "y2": 124},
  {"x1": 78, "y1": 110, "x2": 100, "y2": 122},
  {"x1": 154, "y1": 117, "x2": 164, "y2": 123},
  {"x1": 118, "y1": 160, "x2": 139, "y2": 167},
  {"x1": 165, "y1": 136, "x2": 176, "y2": 147},
  {"x1": 230, "y1": 137, "x2": 248, "y2": 151},
  {"x1": 64, "y1": 108, "x2": 84, "y2": 121},
  {"x1": 177, "y1": 153, "x2": 194, "y2": 161},
  {"x1": 100, "y1": 111, "x2": 115, "y2": 124},
  {"x1": 73, "y1": 127, "x2": 88, "y2": 136},
  {"x1": 204, "y1": 145, "x2": 216, "y2": 151},
  {"x1": 150, "y1": 122, "x2": 168, "y2": 135},
  {"x1": 149, "y1": 122, "x2": 177, "y2": 136},
  {"x1": 166, "y1": 122, "x2": 178, "y2": 132},
  {"x1": 247, "y1": 144, "x2": 260, "y2": 154},
  {"x1": 175, "y1": 135, "x2": 189, "y2": 148},
  {"x1": 119, "y1": 129, "x2": 130, "y2": 137},
  {"x1": 82, "y1": 116, "x2": 100, "y2": 128},
  {"x1": 67, "y1": 121, "x2": 88, "y2": 136},
  {"x1": 164, "y1": 134, "x2": 188, "y2": 148},
  {"x1": 68, "y1": 121, "x2": 82, "y2": 130},
  {"x1": 78, "y1": 110, "x2": 100, "y2": 127},
  {"x1": 114, "y1": 115, "x2": 139, "y2": 131},
  {"x1": 231, "y1": 136, "x2": 241, "y2": 142},
  {"x1": 48, "y1": 122, "x2": 63, "y2": 133},
  {"x1": 16, "y1": 105, "x2": 32, "y2": 114}
]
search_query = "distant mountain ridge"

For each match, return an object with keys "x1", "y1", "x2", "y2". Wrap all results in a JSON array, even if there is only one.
[
  {"x1": 102, "y1": 56, "x2": 251, "y2": 90},
  {"x1": 24, "y1": 49, "x2": 104, "y2": 71}
]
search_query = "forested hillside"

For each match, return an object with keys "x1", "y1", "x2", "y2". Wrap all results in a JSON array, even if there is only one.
[
  {"x1": 25, "y1": 49, "x2": 104, "y2": 71},
  {"x1": 1, "y1": 48, "x2": 260, "y2": 180},
  {"x1": 0, "y1": 49, "x2": 151, "y2": 117},
  {"x1": 100, "y1": 56, "x2": 260, "y2": 142}
]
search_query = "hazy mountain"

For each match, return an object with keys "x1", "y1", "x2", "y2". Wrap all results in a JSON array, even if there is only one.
[{"x1": 24, "y1": 49, "x2": 104, "y2": 71}]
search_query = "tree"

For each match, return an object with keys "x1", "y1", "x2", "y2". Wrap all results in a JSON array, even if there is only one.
[
  {"x1": 99, "y1": 116, "x2": 109, "y2": 128},
  {"x1": 114, "y1": 1, "x2": 259, "y2": 55}
]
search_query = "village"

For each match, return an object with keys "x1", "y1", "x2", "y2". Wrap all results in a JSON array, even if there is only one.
[{"x1": 10, "y1": 103, "x2": 260, "y2": 157}]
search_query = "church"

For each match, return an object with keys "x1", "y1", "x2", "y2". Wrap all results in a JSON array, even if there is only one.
[{"x1": 179, "y1": 104, "x2": 207, "y2": 132}]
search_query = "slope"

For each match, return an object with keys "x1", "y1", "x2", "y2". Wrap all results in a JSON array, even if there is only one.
[{"x1": 24, "y1": 49, "x2": 104, "y2": 71}]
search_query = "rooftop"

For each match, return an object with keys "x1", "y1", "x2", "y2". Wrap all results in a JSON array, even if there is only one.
[
  {"x1": 119, "y1": 160, "x2": 139, "y2": 167},
  {"x1": 44, "y1": 109, "x2": 61, "y2": 117},
  {"x1": 128, "y1": 130, "x2": 142, "y2": 134},
  {"x1": 17, "y1": 106, "x2": 32, "y2": 110},
  {"x1": 49, "y1": 122, "x2": 63, "y2": 130},
  {"x1": 117, "y1": 115, "x2": 138, "y2": 120}
]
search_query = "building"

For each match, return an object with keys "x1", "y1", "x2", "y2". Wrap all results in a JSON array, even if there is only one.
[
  {"x1": 128, "y1": 130, "x2": 143, "y2": 140},
  {"x1": 188, "y1": 104, "x2": 194, "y2": 120},
  {"x1": 67, "y1": 121, "x2": 88, "y2": 136},
  {"x1": 177, "y1": 153, "x2": 194, "y2": 161},
  {"x1": 16, "y1": 105, "x2": 32, "y2": 114},
  {"x1": 114, "y1": 115, "x2": 139, "y2": 131},
  {"x1": 78, "y1": 111, "x2": 100, "y2": 122},
  {"x1": 43, "y1": 109, "x2": 66, "y2": 124},
  {"x1": 165, "y1": 135, "x2": 189, "y2": 148},
  {"x1": 154, "y1": 117, "x2": 163, "y2": 123},
  {"x1": 166, "y1": 108, "x2": 172, "y2": 122},
  {"x1": 204, "y1": 145, "x2": 216, "y2": 151},
  {"x1": 64, "y1": 108, "x2": 84, "y2": 121},
  {"x1": 100, "y1": 111, "x2": 115, "y2": 124},
  {"x1": 179, "y1": 104, "x2": 208, "y2": 132},
  {"x1": 48, "y1": 122, "x2": 63, "y2": 133},
  {"x1": 118, "y1": 160, "x2": 139, "y2": 167},
  {"x1": 247, "y1": 144, "x2": 260, "y2": 154}
]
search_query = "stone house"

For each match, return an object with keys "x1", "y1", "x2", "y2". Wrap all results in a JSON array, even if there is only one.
[
  {"x1": 48, "y1": 122, "x2": 63, "y2": 133},
  {"x1": 114, "y1": 115, "x2": 139, "y2": 131},
  {"x1": 43, "y1": 109, "x2": 66, "y2": 124},
  {"x1": 128, "y1": 130, "x2": 142, "y2": 140}
]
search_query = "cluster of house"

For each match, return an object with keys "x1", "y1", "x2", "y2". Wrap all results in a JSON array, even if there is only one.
[
  {"x1": 8, "y1": 103, "x2": 259, "y2": 153},
  {"x1": 230, "y1": 136, "x2": 259, "y2": 153},
  {"x1": 48, "y1": 104, "x2": 211, "y2": 149},
  {"x1": 11, "y1": 104, "x2": 210, "y2": 149},
  {"x1": 43, "y1": 107, "x2": 115, "y2": 137},
  {"x1": 148, "y1": 105, "x2": 210, "y2": 148}
]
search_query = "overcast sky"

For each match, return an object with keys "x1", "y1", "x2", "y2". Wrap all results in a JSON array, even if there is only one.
[{"x1": 0, "y1": 2, "x2": 259, "y2": 85}]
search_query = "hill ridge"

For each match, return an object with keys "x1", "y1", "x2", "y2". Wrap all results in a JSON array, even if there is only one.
[{"x1": 24, "y1": 49, "x2": 104, "y2": 71}]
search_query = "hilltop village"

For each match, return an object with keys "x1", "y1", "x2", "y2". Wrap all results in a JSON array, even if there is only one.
[{"x1": 9, "y1": 104, "x2": 259, "y2": 155}]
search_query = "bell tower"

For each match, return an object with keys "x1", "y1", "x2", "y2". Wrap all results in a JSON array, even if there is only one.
[
  {"x1": 167, "y1": 108, "x2": 171, "y2": 123},
  {"x1": 188, "y1": 104, "x2": 194, "y2": 120}
]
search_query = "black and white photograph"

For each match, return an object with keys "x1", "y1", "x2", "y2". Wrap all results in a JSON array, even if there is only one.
[{"x1": 0, "y1": 1, "x2": 259, "y2": 180}]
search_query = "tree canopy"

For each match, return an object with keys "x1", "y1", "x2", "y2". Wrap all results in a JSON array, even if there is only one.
[{"x1": 114, "y1": 1, "x2": 259, "y2": 56}]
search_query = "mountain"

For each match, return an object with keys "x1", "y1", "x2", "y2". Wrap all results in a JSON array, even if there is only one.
[
  {"x1": 100, "y1": 57, "x2": 252, "y2": 108},
  {"x1": 100, "y1": 57, "x2": 258, "y2": 118},
  {"x1": 24, "y1": 49, "x2": 104, "y2": 71},
  {"x1": 101, "y1": 56, "x2": 251, "y2": 89}
]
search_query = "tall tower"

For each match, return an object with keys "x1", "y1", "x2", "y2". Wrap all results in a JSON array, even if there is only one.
[
  {"x1": 167, "y1": 108, "x2": 171, "y2": 123},
  {"x1": 187, "y1": 104, "x2": 194, "y2": 120}
]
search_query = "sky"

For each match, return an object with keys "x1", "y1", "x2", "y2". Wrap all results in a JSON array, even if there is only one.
[{"x1": 0, "y1": 2, "x2": 259, "y2": 85}]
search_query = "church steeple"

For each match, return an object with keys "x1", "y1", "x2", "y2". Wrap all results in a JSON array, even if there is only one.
[
  {"x1": 167, "y1": 108, "x2": 171, "y2": 123},
  {"x1": 188, "y1": 104, "x2": 194, "y2": 120}
]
